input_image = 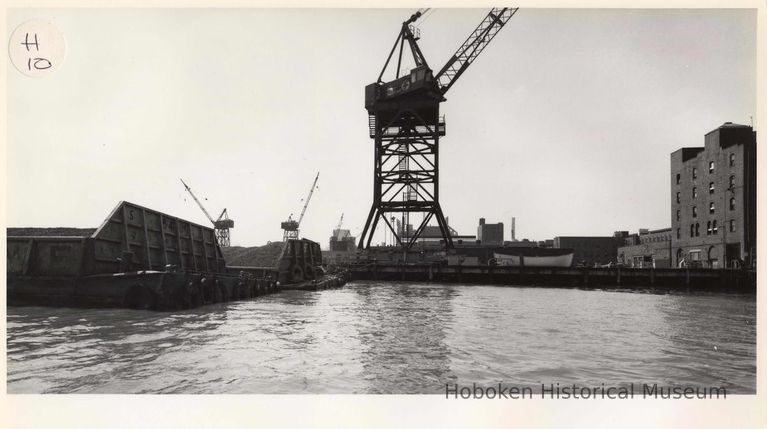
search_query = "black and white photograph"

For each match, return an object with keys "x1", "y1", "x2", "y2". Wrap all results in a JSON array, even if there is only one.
[{"x1": 3, "y1": 3, "x2": 764, "y2": 428}]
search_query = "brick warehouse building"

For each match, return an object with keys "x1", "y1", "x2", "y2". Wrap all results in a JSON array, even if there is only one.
[
  {"x1": 670, "y1": 122, "x2": 756, "y2": 268},
  {"x1": 617, "y1": 228, "x2": 672, "y2": 268}
]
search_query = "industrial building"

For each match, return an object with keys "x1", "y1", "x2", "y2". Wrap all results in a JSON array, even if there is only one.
[
  {"x1": 670, "y1": 122, "x2": 756, "y2": 268},
  {"x1": 477, "y1": 218, "x2": 504, "y2": 245},
  {"x1": 617, "y1": 228, "x2": 672, "y2": 268},
  {"x1": 323, "y1": 225, "x2": 357, "y2": 265},
  {"x1": 398, "y1": 219, "x2": 475, "y2": 246},
  {"x1": 553, "y1": 233, "x2": 626, "y2": 267}
]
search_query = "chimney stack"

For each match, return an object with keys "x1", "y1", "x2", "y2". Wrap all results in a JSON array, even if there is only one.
[{"x1": 512, "y1": 217, "x2": 516, "y2": 241}]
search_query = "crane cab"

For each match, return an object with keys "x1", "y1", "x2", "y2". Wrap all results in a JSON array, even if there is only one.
[
  {"x1": 214, "y1": 219, "x2": 234, "y2": 229},
  {"x1": 365, "y1": 65, "x2": 442, "y2": 111}
]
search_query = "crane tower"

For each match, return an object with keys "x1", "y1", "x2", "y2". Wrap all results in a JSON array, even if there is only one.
[{"x1": 357, "y1": 8, "x2": 518, "y2": 250}]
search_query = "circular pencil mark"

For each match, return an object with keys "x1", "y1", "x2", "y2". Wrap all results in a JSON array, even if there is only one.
[{"x1": 9, "y1": 19, "x2": 67, "y2": 78}]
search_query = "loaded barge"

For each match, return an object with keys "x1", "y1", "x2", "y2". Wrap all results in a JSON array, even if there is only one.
[{"x1": 7, "y1": 201, "x2": 347, "y2": 311}]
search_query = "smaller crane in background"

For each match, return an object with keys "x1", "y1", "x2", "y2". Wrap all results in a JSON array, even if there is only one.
[
  {"x1": 335, "y1": 213, "x2": 344, "y2": 239},
  {"x1": 281, "y1": 171, "x2": 320, "y2": 241},
  {"x1": 180, "y1": 179, "x2": 234, "y2": 247}
]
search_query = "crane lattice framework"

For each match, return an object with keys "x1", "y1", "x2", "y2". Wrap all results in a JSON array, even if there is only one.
[{"x1": 358, "y1": 8, "x2": 518, "y2": 250}]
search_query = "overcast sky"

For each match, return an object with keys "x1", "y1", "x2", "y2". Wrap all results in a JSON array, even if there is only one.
[{"x1": 6, "y1": 8, "x2": 756, "y2": 247}]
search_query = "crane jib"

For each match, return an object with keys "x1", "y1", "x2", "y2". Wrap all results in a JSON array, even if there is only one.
[{"x1": 435, "y1": 7, "x2": 518, "y2": 95}]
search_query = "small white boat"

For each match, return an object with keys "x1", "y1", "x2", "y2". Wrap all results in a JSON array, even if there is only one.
[{"x1": 493, "y1": 252, "x2": 573, "y2": 267}]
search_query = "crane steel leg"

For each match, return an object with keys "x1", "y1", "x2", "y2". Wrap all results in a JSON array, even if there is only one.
[{"x1": 357, "y1": 107, "x2": 453, "y2": 250}]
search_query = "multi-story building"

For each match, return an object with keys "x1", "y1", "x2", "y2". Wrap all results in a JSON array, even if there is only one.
[
  {"x1": 670, "y1": 122, "x2": 756, "y2": 268},
  {"x1": 617, "y1": 228, "x2": 672, "y2": 268},
  {"x1": 477, "y1": 218, "x2": 504, "y2": 245},
  {"x1": 553, "y1": 232, "x2": 625, "y2": 266}
]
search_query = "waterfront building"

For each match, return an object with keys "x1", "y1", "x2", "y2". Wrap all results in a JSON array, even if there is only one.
[
  {"x1": 477, "y1": 218, "x2": 504, "y2": 245},
  {"x1": 617, "y1": 228, "x2": 672, "y2": 268},
  {"x1": 553, "y1": 233, "x2": 625, "y2": 266},
  {"x1": 670, "y1": 122, "x2": 756, "y2": 268},
  {"x1": 323, "y1": 227, "x2": 357, "y2": 265},
  {"x1": 329, "y1": 228, "x2": 356, "y2": 252}
]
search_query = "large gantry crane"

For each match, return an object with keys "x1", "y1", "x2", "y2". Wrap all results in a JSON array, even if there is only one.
[
  {"x1": 282, "y1": 171, "x2": 320, "y2": 241},
  {"x1": 180, "y1": 179, "x2": 234, "y2": 247},
  {"x1": 358, "y1": 8, "x2": 518, "y2": 250}
]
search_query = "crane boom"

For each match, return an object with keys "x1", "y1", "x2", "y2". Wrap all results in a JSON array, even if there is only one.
[
  {"x1": 180, "y1": 179, "x2": 215, "y2": 224},
  {"x1": 434, "y1": 7, "x2": 518, "y2": 95},
  {"x1": 297, "y1": 171, "x2": 320, "y2": 227}
]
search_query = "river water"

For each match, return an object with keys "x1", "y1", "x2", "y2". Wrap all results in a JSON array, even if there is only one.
[{"x1": 6, "y1": 282, "x2": 756, "y2": 394}]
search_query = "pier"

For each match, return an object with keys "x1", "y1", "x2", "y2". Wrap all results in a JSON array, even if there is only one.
[{"x1": 348, "y1": 262, "x2": 756, "y2": 293}]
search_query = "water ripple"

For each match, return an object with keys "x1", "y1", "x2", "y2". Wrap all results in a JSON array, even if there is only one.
[{"x1": 6, "y1": 282, "x2": 755, "y2": 394}]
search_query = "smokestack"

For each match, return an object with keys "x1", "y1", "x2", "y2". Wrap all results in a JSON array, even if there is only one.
[{"x1": 512, "y1": 217, "x2": 516, "y2": 241}]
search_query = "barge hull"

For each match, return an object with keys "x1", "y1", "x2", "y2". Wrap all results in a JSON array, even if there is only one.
[{"x1": 8, "y1": 271, "x2": 280, "y2": 310}]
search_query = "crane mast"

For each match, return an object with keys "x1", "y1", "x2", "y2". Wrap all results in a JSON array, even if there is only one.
[
  {"x1": 297, "y1": 171, "x2": 319, "y2": 227},
  {"x1": 358, "y1": 8, "x2": 516, "y2": 250},
  {"x1": 335, "y1": 213, "x2": 344, "y2": 239},
  {"x1": 181, "y1": 179, "x2": 214, "y2": 224}
]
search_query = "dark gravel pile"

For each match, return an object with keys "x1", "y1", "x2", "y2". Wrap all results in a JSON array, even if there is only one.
[
  {"x1": 221, "y1": 242, "x2": 285, "y2": 268},
  {"x1": 7, "y1": 227, "x2": 97, "y2": 237}
]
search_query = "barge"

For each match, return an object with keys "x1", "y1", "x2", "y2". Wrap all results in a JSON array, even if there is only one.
[{"x1": 7, "y1": 201, "x2": 345, "y2": 311}]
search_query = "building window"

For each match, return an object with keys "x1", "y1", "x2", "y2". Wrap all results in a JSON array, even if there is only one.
[
  {"x1": 695, "y1": 223, "x2": 700, "y2": 237},
  {"x1": 713, "y1": 220, "x2": 718, "y2": 235},
  {"x1": 676, "y1": 210, "x2": 680, "y2": 221},
  {"x1": 729, "y1": 220, "x2": 735, "y2": 232},
  {"x1": 709, "y1": 202, "x2": 715, "y2": 214},
  {"x1": 676, "y1": 173, "x2": 681, "y2": 184},
  {"x1": 729, "y1": 153, "x2": 735, "y2": 166},
  {"x1": 729, "y1": 175, "x2": 735, "y2": 189},
  {"x1": 709, "y1": 182, "x2": 714, "y2": 194},
  {"x1": 693, "y1": 168, "x2": 698, "y2": 179},
  {"x1": 690, "y1": 224, "x2": 694, "y2": 237},
  {"x1": 692, "y1": 206, "x2": 697, "y2": 217},
  {"x1": 729, "y1": 197, "x2": 735, "y2": 210},
  {"x1": 692, "y1": 187, "x2": 697, "y2": 198},
  {"x1": 706, "y1": 221, "x2": 711, "y2": 235},
  {"x1": 709, "y1": 161, "x2": 715, "y2": 173},
  {"x1": 690, "y1": 250, "x2": 701, "y2": 261},
  {"x1": 676, "y1": 192, "x2": 680, "y2": 203},
  {"x1": 676, "y1": 228, "x2": 680, "y2": 239}
]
